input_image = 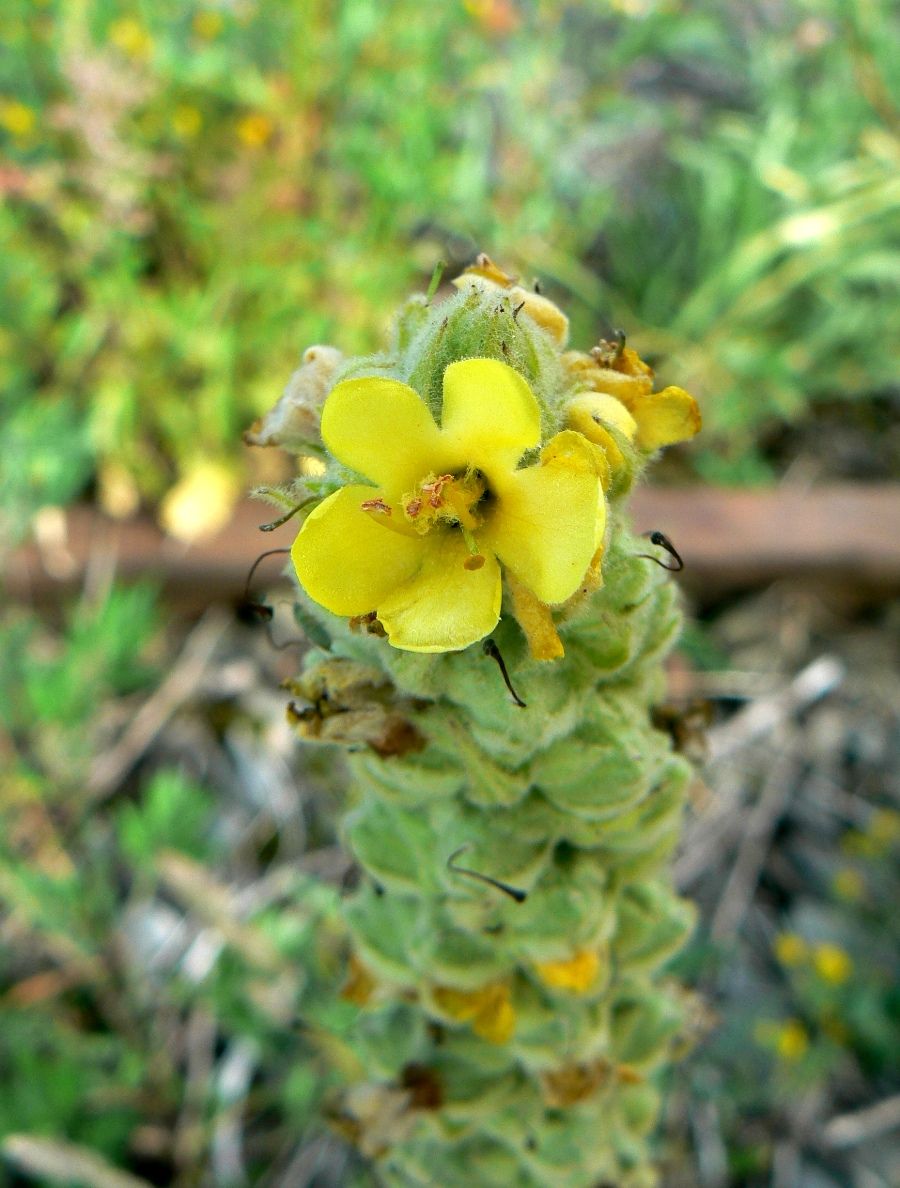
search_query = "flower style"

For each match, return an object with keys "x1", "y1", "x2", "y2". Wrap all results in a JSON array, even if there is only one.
[{"x1": 292, "y1": 359, "x2": 603, "y2": 653}]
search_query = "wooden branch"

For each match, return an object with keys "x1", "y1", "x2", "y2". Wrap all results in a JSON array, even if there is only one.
[{"x1": 7, "y1": 485, "x2": 900, "y2": 612}]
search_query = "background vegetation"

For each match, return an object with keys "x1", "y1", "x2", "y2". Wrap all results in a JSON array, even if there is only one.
[
  {"x1": 1, "y1": 1, "x2": 898, "y2": 1185},
  {"x1": 3, "y1": 0, "x2": 898, "y2": 545}
]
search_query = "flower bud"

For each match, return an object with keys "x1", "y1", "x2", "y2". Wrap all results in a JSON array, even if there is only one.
[{"x1": 244, "y1": 344, "x2": 343, "y2": 454}]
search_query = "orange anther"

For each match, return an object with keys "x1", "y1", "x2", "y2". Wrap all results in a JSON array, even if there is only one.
[{"x1": 360, "y1": 497, "x2": 392, "y2": 515}]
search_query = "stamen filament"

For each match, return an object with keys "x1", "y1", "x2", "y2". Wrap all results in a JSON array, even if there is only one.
[{"x1": 361, "y1": 499, "x2": 422, "y2": 538}]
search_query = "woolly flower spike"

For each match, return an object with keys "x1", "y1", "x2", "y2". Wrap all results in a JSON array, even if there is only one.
[
  {"x1": 452, "y1": 253, "x2": 570, "y2": 345},
  {"x1": 292, "y1": 359, "x2": 604, "y2": 653}
]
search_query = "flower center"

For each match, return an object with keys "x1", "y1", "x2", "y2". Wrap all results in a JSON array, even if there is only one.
[
  {"x1": 360, "y1": 470, "x2": 488, "y2": 570},
  {"x1": 402, "y1": 471, "x2": 485, "y2": 532}
]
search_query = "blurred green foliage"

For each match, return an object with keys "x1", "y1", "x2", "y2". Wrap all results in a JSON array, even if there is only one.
[
  {"x1": 1, "y1": 0, "x2": 897, "y2": 543},
  {"x1": 0, "y1": 584, "x2": 364, "y2": 1186}
]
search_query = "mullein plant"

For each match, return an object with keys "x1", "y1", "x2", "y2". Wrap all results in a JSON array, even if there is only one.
[{"x1": 250, "y1": 257, "x2": 702, "y2": 1187}]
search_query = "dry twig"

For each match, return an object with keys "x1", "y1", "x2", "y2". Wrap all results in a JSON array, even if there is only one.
[
  {"x1": 87, "y1": 608, "x2": 230, "y2": 802},
  {"x1": 821, "y1": 1094, "x2": 900, "y2": 1150},
  {"x1": 2, "y1": 1136, "x2": 153, "y2": 1188}
]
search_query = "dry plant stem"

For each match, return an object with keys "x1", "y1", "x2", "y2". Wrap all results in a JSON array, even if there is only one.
[
  {"x1": 709, "y1": 739, "x2": 799, "y2": 941},
  {"x1": 1, "y1": 1136, "x2": 154, "y2": 1188},
  {"x1": 212, "y1": 1038, "x2": 259, "y2": 1188},
  {"x1": 675, "y1": 656, "x2": 846, "y2": 891},
  {"x1": 821, "y1": 1093, "x2": 900, "y2": 1151},
  {"x1": 87, "y1": 608, "x2": 230, "y2": 802}
]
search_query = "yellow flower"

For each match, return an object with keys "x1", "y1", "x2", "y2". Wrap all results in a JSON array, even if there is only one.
[
  {"x1": 159, "y1": 461, "x2": 239, "y2": 542},
  {"x1": 775, "y1": 1018, "x2": 809, "y2": 1062},
  {"x1": 565, "y1": 390, "x2": 637, "y2": 486},
  {"x1": 868, "y1": 808, "x2": 900, "y2": 847},
  {"x1": 171, "y1": 104, "x2": 202, "y2": 139},
  {"x1": 812, "y1": 943, "x2": 853, "y2": 986},
  {"x1": 292, "y1": 359, "x2": 604, "y2": 653},
  {"x1": 340, "y1": 954, "x2": 377, "y2": 1007},
  {"x1": 237, "y1": 112, "x2": 274, "y2": 148},
  {"x1": 533, "y1": 948, "x2": 601, "y2": 993},
  {"x1": 774, "y1": 932, "x2": 808, "y2": 967},
  {"x1": 832, "y1": 867, "x2": 865, "y2": 902},
  {"x1": 563, "y1": 344, "x2": 701, "y2": 455},
  {"x1": 432, "y1": 982, "x2": 515, "y2": 1044},
  {"x1": 0, "y1": 100, "x2": 36, "y2": 139},
  {"x1": 108, "y1": 17, "x2": 154, "y2": 61}
]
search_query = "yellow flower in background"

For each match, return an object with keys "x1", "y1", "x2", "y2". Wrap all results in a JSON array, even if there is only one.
[
  {"x1": 108, "y1": 17, "x2": 154, "y2": 61},
  {"x1": 193, "y1": 9, "x2": 224, "y2": 39},
  {"x1": 340, "y1": 954, "x2": 377, "y2": 1007},
  {"x1": 868, "y1": 808, "x2": 900, "y2": 847},
  {"x1": 774, "y1": 932, "x2": 808, "y2": 967},
  {"x1": 775, "y1": 1018, "x2": 809, "y2": 1062},
  {"x1": 292, "y1": 359, "x2": 604, "y2": 653},
  {"x1": 832, "y1": 866, "x2": 865, "y2": 902},
  {"x1": 171, "y1": 104, "x2": 203, "y2": 139},
  {"x1": 159, "y1": 461, "x2": 240, "y2": 542},
  {"x1": 0, "y1": 100, "x2": 36, "y2": 139},
  {"x1": 463, "y1": 0, "x2": 520, "y2": 36},
  {"x1": 237, "y1": 112, "x2": 274, "y2": 148},
  {"x1": 812, "y1": 943, "x2": 853, "y2": 986},
  {"x1": 565, "y1": 390, "x2": 636, "y2": 488},
  {"x1": 534, "y1": 948, "x2": 601, "y2": 993}
]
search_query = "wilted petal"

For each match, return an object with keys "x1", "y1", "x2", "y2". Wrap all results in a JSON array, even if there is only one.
[{"x1": 632, "y1": 386, "x2": 702, "y2": 451}]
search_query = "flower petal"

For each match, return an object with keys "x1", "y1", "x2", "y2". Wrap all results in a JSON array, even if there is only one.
[
  {"x1": 321, "y1": 377, "x2": 446, "y2": 491},
  {"x1": 574, "y1": 392, "x2": 637, "y2": 441},
  {"x1": 507, "y1": 573, "x2": 564, "y2": 661},
  {"x1": 565, "y1": 393, "x2": 636, "y2": 487},
  {"x1": 432, "y1": 982, "x2": 515, "y2": 1045},
  {"x1": 292, "y1": 485, "x2": 425, "y2": 617},
  {"x1": 632, "y1": 386, "x2": 702, "y2": 451},
  {"x1": 377, "y1": 532, "x2": 502, "y2": 652},
  {"x1": 484, "y1": 433, "x2": 602, "y2": 605},
  {"x1": 534, "y1": 949, "x2": 601, "y2": 993},
  {"x1": 439, "y1": 358, "x2": 541, "y2": 476}
]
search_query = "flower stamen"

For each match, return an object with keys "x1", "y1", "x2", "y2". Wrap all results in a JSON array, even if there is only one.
[
  {"x1": 422, "y1": 473, "x2": 455, "y2": 508},
  {"x1": 361, "y1": 497, "x2": 421, "y2": 538},
  {"x1": 402, "y1": 471, "x2": 486, "y2": 539},
  {"x1": 361, "y1": 497, "x2": 392, "y2": 516}
]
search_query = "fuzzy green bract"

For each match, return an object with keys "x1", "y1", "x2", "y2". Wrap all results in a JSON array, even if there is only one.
[{"x1": 284, "y1": 279, "x2": 698, "y2": 1187}]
